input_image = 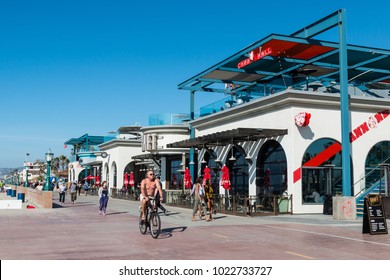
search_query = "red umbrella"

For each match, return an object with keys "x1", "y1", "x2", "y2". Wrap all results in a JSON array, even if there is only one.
[
  {"x1": 124, "y1": 172, "x2": 129, "y2": 187},
  {"x1": 183, "y1": 167, "x2": 192, "y2": 189},
  {"x1": 220, "y1": 165, "x2": 231, "y2": 190},
  {"x1": 84, "y1": 175, "x2": 95, "y2": 180},
  {"x1": 203, "y1": 165, "x2": 211, "y2": 184},
  {"x1": 129, "y1": 172, "x2": 135, "y2": 187},
  {"x1": 95, "y1": 176, "x2": 101, "y2": 185}
]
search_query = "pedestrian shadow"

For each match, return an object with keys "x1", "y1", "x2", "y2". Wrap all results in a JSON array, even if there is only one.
[
  {"x1": 105, "y1": 211, "x2": 129, "y2": 216},
  {"x1": 209, "y1": 215, "x2": 227, "y2": 220},
  {"x1": 158, "y1": 211, "x2": 180, "y2": 216},
  {"x1": 52, "y1": 202, "x2": 95, "y2": 208},
  {"x1": 158, "y1": 226, "x2": 187, "y2": 239}
]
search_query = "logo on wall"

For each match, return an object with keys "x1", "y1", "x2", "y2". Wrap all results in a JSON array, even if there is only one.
[{"x1": 294, "y1": 112, "x2": 311, "y2": 127}]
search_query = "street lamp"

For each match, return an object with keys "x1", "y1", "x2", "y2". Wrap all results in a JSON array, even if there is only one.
[
  {"x1": 44, "y1": 149, "x2": 54, "y2": 191},
  {"x1": 25, "y1": 152, "x2": 30, "y2": 187},
  {"x1": 24, "y1": 164, "x2": 29, "y2": 187}
]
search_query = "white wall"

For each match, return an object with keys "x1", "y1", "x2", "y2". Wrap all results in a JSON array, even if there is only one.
[{"x1": 190, "y1": 90, "x2": 390, "y2": 214}]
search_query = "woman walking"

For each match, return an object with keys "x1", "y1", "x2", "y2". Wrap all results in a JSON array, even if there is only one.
[
  {"x1": 204, "y1": 179, "x2": 214, "y2": 221},
  {"x1": 98, "y1": 181, "x2": 110, "y2": 215},
  {"x1": 191, "y1": 177, "x2": 206, "y2": 221}
]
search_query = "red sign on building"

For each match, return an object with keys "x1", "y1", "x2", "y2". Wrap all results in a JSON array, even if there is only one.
[{"x1": 237, "y1": 47, "x2": 272, "y2": 69}]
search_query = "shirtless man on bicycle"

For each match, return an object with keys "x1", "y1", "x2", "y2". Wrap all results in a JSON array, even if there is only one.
[{"x1": 140, "y1": 171, "x2": 163, "y2": 222}]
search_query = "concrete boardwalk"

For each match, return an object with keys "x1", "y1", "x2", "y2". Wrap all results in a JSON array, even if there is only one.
[{"x1": 1, "y1": 191, "x2": 390, "y2": 260}]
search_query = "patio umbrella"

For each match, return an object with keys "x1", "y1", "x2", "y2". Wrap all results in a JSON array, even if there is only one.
[
  {"x1": 183, "y1": 167, "x2": 192, "y2": 189},
  {"x1": 220, "y1": 164, "x2": 231, "y2": 190},
  {"x1": 95, "y1": 176, "x2": 101, "y2": 186},
  {"x1": 203, "y1": 165, "x2": 211, "y2": 184},
  {"x1": 129, "y1": 172, "x2": 135, "y2": 187},
  {"x1": 124, "y1": 172, "x2": 129, "y2": 187}
]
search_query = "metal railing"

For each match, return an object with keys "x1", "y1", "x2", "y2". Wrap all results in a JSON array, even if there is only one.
[
  {"x1": 164, "y1": 191, "x2": 293, "y2": 216},
  {"x1": 354, "y1": 155, "x2": 390, "y2": 198},
  {"x1": 107, "y1": 188, "x2": 293, "y2": 216}
]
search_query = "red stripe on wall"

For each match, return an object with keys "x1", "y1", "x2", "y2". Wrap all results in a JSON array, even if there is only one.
[
  {"x1": 293, "y1": 168, "x2": 302, "y2": 183},
  {"x1": 303, "y1": 142, "x2": 342, "y2": 167},
  {"x1": 293, "y1": 142, "x2": 342, "y2": 183}
]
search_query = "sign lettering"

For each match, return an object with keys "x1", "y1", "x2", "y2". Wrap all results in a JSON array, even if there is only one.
[{"x1": 237, "y1": 47, "x2": 272, "y2": 69}]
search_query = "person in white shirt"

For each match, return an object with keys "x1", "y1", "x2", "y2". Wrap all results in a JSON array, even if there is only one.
[
  {"x1": 58, "y1": 181, "x2": 67, "y2": 204},
  {"x1": 307, "y1": 190, "x2": 321, "y2": 203}
]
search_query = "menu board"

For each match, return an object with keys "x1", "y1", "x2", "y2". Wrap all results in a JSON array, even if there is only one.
[{"x1": 363, "y1": 194, "x2": 388, "y2": 235}]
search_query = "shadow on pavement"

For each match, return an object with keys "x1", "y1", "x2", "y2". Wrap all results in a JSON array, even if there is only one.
[
  {"x1": 159, "y1": 211, "x2": 180, "y2": 216},
  {"x1": 52, "y1": 202, "x2": 95, "y2": 208},
  {"x1": 105, "y1": 211, "x2": 130, "y2": 216},
  {"x1": 158, "y1": 226, "x2": 188, "y2": 239}
]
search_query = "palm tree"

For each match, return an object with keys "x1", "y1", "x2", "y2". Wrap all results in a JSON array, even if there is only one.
[{"x1": 58, "y1": 155, "x2": 69, "y2": 171}]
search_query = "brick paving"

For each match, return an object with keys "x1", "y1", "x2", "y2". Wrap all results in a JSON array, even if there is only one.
[{"x1": 1, "y1": 191, "x2": 390, "y2": 260}]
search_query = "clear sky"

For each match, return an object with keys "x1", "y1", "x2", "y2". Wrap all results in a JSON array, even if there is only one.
[{"x1": 1, "y1": 0, "x2": 389, "y2": 168}]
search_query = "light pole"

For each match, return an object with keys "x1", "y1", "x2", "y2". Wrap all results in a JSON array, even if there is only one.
[
  {"x1": 25, "y1": 153, "x2": 30, "y2": 187},
  {"x1": 44, "y1": 149, "x2": 54, "y2": 191},
  {"x1": 24, "y1": 164, "x2": 29, "y2": 187}
]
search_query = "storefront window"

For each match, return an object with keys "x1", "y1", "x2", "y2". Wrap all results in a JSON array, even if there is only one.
[
  {"x1": 301, "y1": 138, "x2": 342, "y2": 204},
  {"x1": 169, "y1": 158, "x2": 182, "y2": 190},
  {"x1": 257, "y1": 140, "x2": 287, "y2": 196},
  {"x1": 365, "y1": 141, "x2": 390, "y2": 188},
  {"x1": 227, "y1": 147, "x2": 249, "y2": 195}
]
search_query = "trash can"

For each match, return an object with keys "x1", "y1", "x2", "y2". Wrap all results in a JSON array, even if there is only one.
[
  {"x1": 11, "y1": 189, "x2": 17, "y2": 197},
  {"x1": 17, "y1": 193, "x2": 25, "y2": 203},
  {"x1": 6, "y1": 189, "x2": 12, "y2": 196},
  {"x1": 278, "y1": 198, "x2": 289, "y2": 213}
]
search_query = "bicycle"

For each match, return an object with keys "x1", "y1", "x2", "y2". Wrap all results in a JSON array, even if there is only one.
[{"x1": 139, "y1": 197, "x2": 161, "y2": 239}]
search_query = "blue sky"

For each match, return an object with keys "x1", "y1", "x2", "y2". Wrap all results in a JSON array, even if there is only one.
[{"x1": 0, "y1": 0, "x2": 389, "y2": 168}]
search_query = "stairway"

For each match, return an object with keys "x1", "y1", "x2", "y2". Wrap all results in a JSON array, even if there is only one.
[{"x1": 355, "y1": 179, "x2": 383, "y2": 217}]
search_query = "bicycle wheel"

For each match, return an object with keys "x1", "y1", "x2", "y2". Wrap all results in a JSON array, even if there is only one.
[
  {"x1": 139, "y1": 211, "x2": 147, "y2": 234},
  {"x1": 149, "y1": 211, "x2": 161, "y2": 239}
]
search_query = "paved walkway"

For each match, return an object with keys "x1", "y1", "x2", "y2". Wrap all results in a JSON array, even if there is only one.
[{"x1": 1, "y1": 191, "x2": 390, "y2": 260}]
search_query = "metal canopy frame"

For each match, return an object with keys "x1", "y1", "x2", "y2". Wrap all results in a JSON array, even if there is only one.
[
  {"x1": 178, "y1": 12, "x2": 390, "y2": 95},
  {"x1": 64, "y1": 134, "x2": 109, "y2": 147},
  {"x1": 180, "y1": 9, "x2": 360, "y2": 196},
  {"x1": 167, "y1": 128, "x2": 288, "y2": 149}
]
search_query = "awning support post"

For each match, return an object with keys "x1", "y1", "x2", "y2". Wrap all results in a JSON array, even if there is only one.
[
  {"x1": 190, "y1": 91, "x2": 195, "y2": 181},
  {"x1": 338, "y1": 9, "x2": 352, "y2": 196}
]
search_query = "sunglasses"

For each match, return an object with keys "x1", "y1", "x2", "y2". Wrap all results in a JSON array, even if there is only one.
[{"x1": 148, "y1": 173, "x2": 154, "y2": 176}]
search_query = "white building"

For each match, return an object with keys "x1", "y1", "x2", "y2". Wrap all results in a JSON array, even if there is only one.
[{"x1": 169, "y1": 90, "x2": 390, "y2": 213}]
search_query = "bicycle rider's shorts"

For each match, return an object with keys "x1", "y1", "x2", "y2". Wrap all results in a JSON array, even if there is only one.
[{"x1": 139, "y1": 194, "x2": 155, "y2": 202}]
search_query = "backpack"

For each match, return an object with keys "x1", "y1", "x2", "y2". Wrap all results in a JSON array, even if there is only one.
[{"x1": 198, "y1": 185, "x2": 205, "y2": 197}]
